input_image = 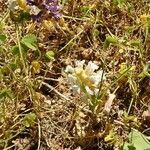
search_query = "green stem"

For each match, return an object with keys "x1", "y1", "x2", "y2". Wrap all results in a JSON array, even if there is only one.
[
  {"x1": 127, "y1": 97, "x2": 134, "y2": 115},
  {"x1": 98, "y1": 66, "x2": 132, "y2": 100},
  {"x1": 16, "y1": 25, "x2": 26, "y2": 74}
]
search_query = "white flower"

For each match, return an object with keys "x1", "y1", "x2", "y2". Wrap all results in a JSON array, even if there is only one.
[
  {"x1": 65, "y1": 65, "x2": 74, "y2": 73},
  {"x1": 65, "y1": 60, "x2": 106, "y2": 96},
  {"x1": 75, "y1": 60, "x2": 85, "y2": 69},
  {"x1": 85, "y1": 86, "x2": 94, "y2": 95},
  {"x1": 85, "y1": 61, "x2": 99, "y2": 74},
  {"x1": 8, "y1": 0, "x2": 19, "y2": 11},
  {"x1": 90, "y1": 70, "x2": 106, "y2": 86},
  {"x1": 67, "y1": 74, "x2": 77, "y2": 84},
  {"x1": 72, "y1": 85, "x2": 81, "y2": 94},
  {"x1": 94, "y1": 88, "x2": 99, "y2": 95},
  {"x1": 30, "y1": 6, "x2": 41, "y2": 15}
]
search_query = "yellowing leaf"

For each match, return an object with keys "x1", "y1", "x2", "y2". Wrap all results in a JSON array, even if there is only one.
[
  {"x1": 105, "y1": 129, "x2": 117, "y2": 144},
  {"x1": 31, "y1": 60, "x2": 41, "y2": 74},
  {"x1": 140, "y1": 14, "x2": 150, "y2": 24},
  {"x1": 43, "y1": 20, "x2": 55, "y2": 31},
  {"x1": 22, "y1": 112, "x2": 36, "y2": 127},
  {"x1": 17, "y1": 0, "x2": 28, "y2": 10}
]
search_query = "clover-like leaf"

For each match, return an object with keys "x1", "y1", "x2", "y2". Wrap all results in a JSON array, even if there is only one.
[
  {"x1": 22, "y1": 112, "x2": 36, "y2": 127},
  {"x1": 45, "y1": 51, "x2": 55, "y2": 60},
  {"x1": 122, "y1": 129, "x2": 150, "y2": 150},
  {"x1": 21, "y1": 34, "x2": 38, "y2": 51},
  {"x1": 0, "y1": 34, "x2": 7, "y2": 43},
  {"x1": 0, "y1": 89, "x2": 12, "y2": 99},
  {"x1": 103, "y1": 35, "x2": 119, "y2": 49}
]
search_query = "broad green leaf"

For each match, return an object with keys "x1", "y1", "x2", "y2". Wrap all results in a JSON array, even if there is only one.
[
  {"x1": 12, "y1": 43, "x2": 29, "y2": 54},
  {"x1": 1, "y1": 65, "x2": 10, "y2": 75},
  {"x1": 21, "y1": 34, "x2": 37, "y2": 51},
  {"x1": 0, "y1": 34, "x2": 6, "y2": 43},
  {"x1": 12, "y1": 45, "x2": 19, "y2": 55},
  {"x1": 10, "y1": 63, "x2": 18, "y2": 71},
  {"x1": 80, "y1": 6, "x2": 90, "y2": 13},
  {"x1": 17, "y1": 11, "x2": 30, "y2": 22},
  {"x1": 92, "y1": 29, "x2": 99, "y2": 38},
  {"x1": 45, "y1": 51, "x2": 55, "y2": 60},
  {"x1": 0, "y1": 89, "x2": 12, "y2": 99},
  {"x1": 22, "y1": 112, "x2": 36, "y2": 127},
  {"x1": 139, "y1": 64, "x2": 150, "y2": 78},
  {"x1": 80, "y1": 6, "x2": 92, "y2": 16},
  {"x1": 129, "y1": 40, "x2": 141, "y2": 47},
  {"x1": 128, "y1": 78, "x2": 138, "y2": 96},
  {"x1": 122, "y1": 129, "x2": 150, "y2": 150},
  {"x1": 113, "y1": 0, "x2": 125, "y2": 8},
  {"x1": 103, "y1": 35, "x2": 118, "y2": 49}
]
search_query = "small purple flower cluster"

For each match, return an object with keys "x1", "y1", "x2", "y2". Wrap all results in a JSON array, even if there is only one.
[{"x1": 26, "y1": 0, "x2": 61, "y2": 21}]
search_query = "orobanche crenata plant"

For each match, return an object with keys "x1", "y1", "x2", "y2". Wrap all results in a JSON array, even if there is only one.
[{"x1": 65, "y1": 60, "x2": 106, "y2": 112}]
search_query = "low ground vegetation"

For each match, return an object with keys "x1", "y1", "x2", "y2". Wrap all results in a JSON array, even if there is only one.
[{"x1": 0, "y1": 0, "x2": 150, "y2": 149}]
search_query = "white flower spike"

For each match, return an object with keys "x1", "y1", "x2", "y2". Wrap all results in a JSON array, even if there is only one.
[{"x1": 65, "y1": 60, "x2": 106, "y2": 96}]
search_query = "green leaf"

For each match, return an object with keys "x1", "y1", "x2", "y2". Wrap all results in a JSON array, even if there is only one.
[
  {"x1": 1, "y1": 66, "x2": 9, "y2": 75},
  {"x1": 22, "y1": 112, "x2": 36, "y2": 127},
  {"x1": 12, "y1": 45, "x2": 19, "y2": 55},
  {"x1": 122, "y1": 129, "x2": 150, "y2": 150},
  {"x1": 113, "y1": 0, "x2": 125, "y2": 8},
  {"x1": 21, "y1": 34, "x2": 38, "y2": 51},
  {"x1": 92, "y1": 29, "x2": 100, "y2": 38},
  {"x1": 0, "y1": 34, "x2": 7, "y2": 43},
  {"x1": 80, "y1": 6, "x2": 92, "y2": 16},
  {"x1": 17, "y1": 11, "x2": 30, "y2": 22},
  {"x1": 0, "y1": 89, "x2": 12, "y2": 99},
  {"x1": 45, "y1": 51, "x2": 55, "y2": 60},
  {"x1": 103, "y1": 35, "x2": 118, "y2": 49},
  {"x1": 10, "y1": 63, "x2": 18, "y2": 71},
  {"x1": 12, "y1": 44, "x2": 28, "y2": 58},
  {"x1": 139, "y1": 64, "x2": 150, "y2": 78},
  {"x1": 129, "y1": 40, "x2": 141, "y2": 47}
]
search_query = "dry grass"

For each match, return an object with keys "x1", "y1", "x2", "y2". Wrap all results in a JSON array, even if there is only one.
[{"x1": 0, "y1": 0, "x2": 150, "y2": 149}]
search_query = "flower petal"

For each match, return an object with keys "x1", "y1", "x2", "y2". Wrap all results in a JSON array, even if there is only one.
[
  {"x1": 30, "y1": 5, "x2": 41, "y2": 15},
  {"x1": 85, "y1": 86, "x2": 94, "y2": 95},
  {"x1": 72, "y1": 85, "x2": 80, "y2": 94},
  {"x1": 85, "y1": 61, "x2": 99, "y2": 74},
  {"x1": 90, "y1": 70, "x2": 105, "y2": 86},
  {"x1": 65, "y1": 65, "x2": 74, "y2": 73},
  {"x1": 75, "y1": 60, "x2": 85, "y2": 69}
]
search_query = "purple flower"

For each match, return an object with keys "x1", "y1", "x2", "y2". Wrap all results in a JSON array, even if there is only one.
[
  {"x1": 26, "y1": 0, "x2": 35, "y2": 5},
  {"x1": 44, "y1": 1, "x2": 61, "y2": 19},
  {"x1": 45, "y1": 0, "x2": 57, "y2": 4},
  {"x1": 31, "y1": 11, "x2": 42, "y2": 22},
  {"x1": 46, "y1": 5, "x2": 60, "y2": 12},
  {"x1": 26, "y1": 0, "x2": 61, "y2": 21},
  {"x1": 31, "y1": 15, "x2": 40, "y2": 22},
  {"x1": 53, "y1": 12, "x2": 61, "y2": 19}
]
